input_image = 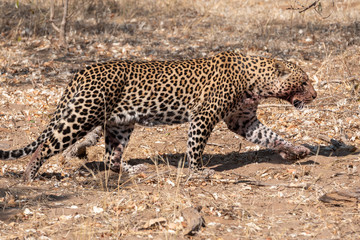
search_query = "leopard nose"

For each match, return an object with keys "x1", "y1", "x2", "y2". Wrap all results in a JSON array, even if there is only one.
[{"x1": 312, "y1": 92, "x2": 317, "y2": 99}]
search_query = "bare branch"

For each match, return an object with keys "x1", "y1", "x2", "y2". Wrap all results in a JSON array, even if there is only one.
[
  {"x1": 286, "y1": 0, "x2": 320, "y2": 13},
  {"x1": 50, "y1": 0, "x2": 54, "y2": 21},
  {"x1": 59, "y1": 0, "x2": 68, "y2": 46},
  {"x1": 50, "y1": 0, "x2": 60, "y2": 33},
  {"x1": 51, "y1": 22, "x2": 60, "y2": 33},
  {"x1": 286, "y1": 0, "x2": 333, "y2": 19},
  {"x1": 299, "y1": 0, "x2": 320, "y2": 13}
]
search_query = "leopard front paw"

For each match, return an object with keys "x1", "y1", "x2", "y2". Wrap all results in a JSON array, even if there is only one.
[
  {"x1": 122, "y1": 163, "x2": 148, "y2": 175},
  {"x1": 188, "y1": 167, "x2": 215, "y2": 180},
  {"x1": 110, "y1": 162, "x2": 148, "y2": 175},
  {"x1": 278, "y1": 145, "x2": 310, "y2": 161}
]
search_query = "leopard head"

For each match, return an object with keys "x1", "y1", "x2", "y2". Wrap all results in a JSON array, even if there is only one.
[{"x1": 272, "y1": 60, "x2": 317, "y2": 109}]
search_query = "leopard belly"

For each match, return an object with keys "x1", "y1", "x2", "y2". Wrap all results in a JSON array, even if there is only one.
[{"x1": 108, "y1": 107, "x2": 191, "y2": 127}]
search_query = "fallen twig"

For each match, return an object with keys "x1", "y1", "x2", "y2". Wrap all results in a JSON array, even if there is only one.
[
  {"x1": 207, "y1": 142, "x2": 225, "y2": 147},
  {"x1": 138, "y1": 170, "x2": 171, "y2": 183},
  {"x1": 319, "y1": 189, "x2": 360, "y2": 207},
  {"x1": 239, "y1": 180, "x2": 311, "y2": 189}
]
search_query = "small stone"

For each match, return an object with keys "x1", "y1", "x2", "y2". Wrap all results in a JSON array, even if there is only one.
[
  {"x1": 92, "y1": 206, "x2": 104, "y2": 213},
  {"x1": 23, "y1": 208, "x2": 33, "y2": 215},
  {"x1": 181, "y1": 207, "x2": 205, "y2": 236}
]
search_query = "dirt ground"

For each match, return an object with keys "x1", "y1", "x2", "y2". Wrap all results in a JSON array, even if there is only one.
[{"x1": 0, "y1": 0, "x2": 360, "y2": 239}]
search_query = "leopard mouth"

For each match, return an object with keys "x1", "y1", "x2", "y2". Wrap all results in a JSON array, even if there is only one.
[
  {"x1": 286, "y1": 82, "x2": 317, "y2": 110},
  {"x1": 290, "y1": 95, "x2": 314, "y2": 110},
  {"x1": 293, "y1": 99, "x2": 305, "y2": 110},
  {"x1": 286, "y1": 95, "x2": 307, "y2": 110}
]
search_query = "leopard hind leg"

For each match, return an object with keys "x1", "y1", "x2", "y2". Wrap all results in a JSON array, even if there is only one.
[
  {"x1": 23, "y1": 96, "x2": 104, "y2": 181},
  {"x1": 104, "y1": 123, "x2": 147, "y2": 175}
]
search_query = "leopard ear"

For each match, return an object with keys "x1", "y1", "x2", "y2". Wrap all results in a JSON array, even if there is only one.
[{"x1": 274, "y1": 60, "x2": 291, "y2": 78}]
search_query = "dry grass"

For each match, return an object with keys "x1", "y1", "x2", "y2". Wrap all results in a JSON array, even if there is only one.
[{"x1": 0, "y1": 0, "x2": 360, "y2": 239}]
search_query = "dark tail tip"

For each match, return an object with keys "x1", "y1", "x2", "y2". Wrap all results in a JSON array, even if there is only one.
[{"x1": 0, "y1": 150, "x2": 10, "y2": 159}]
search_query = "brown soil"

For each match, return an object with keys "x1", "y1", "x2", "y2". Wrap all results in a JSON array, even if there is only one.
[{"x1": 0, "y1": 0, "x2": 359, "y2": 239}]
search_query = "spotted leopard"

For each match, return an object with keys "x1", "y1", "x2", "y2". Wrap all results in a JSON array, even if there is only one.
[{"x1": 0, "y1": 51, "x2": 317, "y2": 181}]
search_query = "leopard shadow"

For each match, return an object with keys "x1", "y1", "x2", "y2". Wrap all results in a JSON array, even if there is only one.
[
  {"x1": 80, "y1": 148, "x2": 318, "y2": 174},
  {"x1": 84, "y1": 141, "x2": 359, "y2": 174}
]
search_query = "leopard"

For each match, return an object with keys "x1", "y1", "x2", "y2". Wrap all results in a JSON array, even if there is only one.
[{"x1": 0, "y1": 50, "x2": 317, "y2": 182}]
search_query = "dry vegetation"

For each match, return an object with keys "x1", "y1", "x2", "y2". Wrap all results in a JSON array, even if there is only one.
[{"x1": 0, "y1": 0, "x2": 359, "y2": 239}]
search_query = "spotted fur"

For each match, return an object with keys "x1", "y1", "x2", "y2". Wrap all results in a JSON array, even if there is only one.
[{"x1": 0, "y1": 51, "x2": 317, "y2": 181}]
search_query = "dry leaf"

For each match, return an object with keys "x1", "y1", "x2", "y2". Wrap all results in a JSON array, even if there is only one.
[{"x1": 142, "y1": 217, "x2": 167, "y2": 229}]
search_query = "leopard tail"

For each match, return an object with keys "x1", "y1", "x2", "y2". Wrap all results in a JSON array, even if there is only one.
[{"x1": 0, "y1": 127, "x2": 51, "y2": 160}]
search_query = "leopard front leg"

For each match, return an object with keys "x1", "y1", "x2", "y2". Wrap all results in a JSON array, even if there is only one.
[
  {"x1": 187, "y1": 113, "x2": 218, "y2": 174},
  {"x1": 225, "y1": 108, "x2": 310, "y2": 160}
]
